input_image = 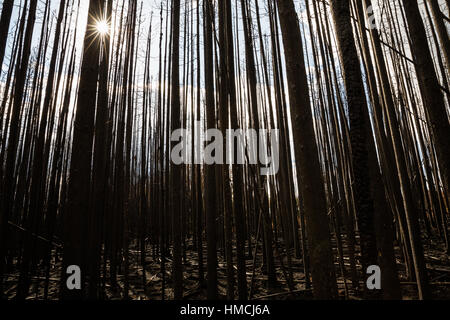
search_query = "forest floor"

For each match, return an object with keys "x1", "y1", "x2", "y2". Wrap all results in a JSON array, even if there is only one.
[{"x1": 3, "y1": 234, "x2": 450, "y2": 300}]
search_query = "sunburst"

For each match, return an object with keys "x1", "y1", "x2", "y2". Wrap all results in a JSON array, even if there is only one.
[
  {"x1": 95, "y1": 20, "x2": 110, "y2": 36},
  {"x1": 84, "y1": 15, "x2": 111, "y2": 53}
]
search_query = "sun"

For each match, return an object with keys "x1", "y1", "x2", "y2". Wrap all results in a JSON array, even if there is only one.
[{"x1": 95, "y1": 20, "x2": 109, "y2": 36}]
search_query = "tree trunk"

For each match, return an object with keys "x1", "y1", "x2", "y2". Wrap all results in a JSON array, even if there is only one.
[
  {"x1": 330, "y1": 0, "x2": 378, "y2": 293},
  {"x1": 402, "y1": 0, "x2": 449, "y2": 204},
  {"x1": 276, "y1": 0, "x2": 338, "y2": 300},
  {"x1": 61, "y1": 0, "x2": 101, "y2": 299},
  {"x1": 0, "y1": 0, "x2": 14, "y2": 68},
  {"x1": 170, "y1": 0, "x2": 183, "y2": 300}
]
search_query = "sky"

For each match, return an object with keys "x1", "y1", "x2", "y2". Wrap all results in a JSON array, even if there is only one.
[
  {"x1": 1, "y1": 0, "x2": 448, "y2": 87},
  {"x1": 0, "y1": 0, "x2": 448, "y2": 187},
  {"x1": 0, "y1": 0, "x2": 447, "y2": 138}
]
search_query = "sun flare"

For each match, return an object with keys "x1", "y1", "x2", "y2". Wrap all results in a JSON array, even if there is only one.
[{"x1": 95, "y1": 20, "x2": 109, "y2": 36}]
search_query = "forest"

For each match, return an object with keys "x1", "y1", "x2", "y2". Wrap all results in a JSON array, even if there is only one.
[{"x1": 0, "y1": 0, "x2": 449, "y2": 301}]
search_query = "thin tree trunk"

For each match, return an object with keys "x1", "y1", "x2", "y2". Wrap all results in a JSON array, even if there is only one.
[
  {"x1": 276, "y1": 0, "x2": 338, "y2": 300},
  {"x1": 61, "y1": 0, "x2": 101, "y2": 299},
  {"x1": 0, "y1": 0, "x2": 14, "y2": 68}
]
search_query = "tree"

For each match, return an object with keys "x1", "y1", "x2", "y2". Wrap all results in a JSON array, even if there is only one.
[
  {"x1": 0, "y1": 0, "x2": 14, "y2": 68},
  {"x1": 276, "y1": 0, "x2": 338, "y2": 299},
  {"x1": 0, "y1": 0, "x2": 38, "y2": 297},
  {"x1": 61, "y1": 0, "x2": 102, "y2": 299},
  {"x1": 330, "y1": 0, "x2": 379, "y2": 297},
  {"x1": 170, "y1": 0, "x2": 183, "y2": 300},
  {"x1": 402, "y1": 0, "x2": 449, "y2": 205},
  {"x1": 203, "y1": 0, "x2": 218, "y2": 300}
]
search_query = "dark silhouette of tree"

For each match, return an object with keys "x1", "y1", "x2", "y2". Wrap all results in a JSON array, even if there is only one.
[
  {"x1": 276, "y1": 0, "x2": 338, "y2": 299},
  {"x1": 61, "y1": 0, "x2": 102, "y2": 299}
]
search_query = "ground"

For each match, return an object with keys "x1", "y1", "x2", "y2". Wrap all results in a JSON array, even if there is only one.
[{"x1": 3, "y1": 234, "x2": 450, "y2": 300}]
